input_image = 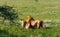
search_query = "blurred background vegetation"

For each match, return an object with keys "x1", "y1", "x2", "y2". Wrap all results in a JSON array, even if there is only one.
[{"x1": 0, "y1": 0, "x2": 60, "y2": 37}]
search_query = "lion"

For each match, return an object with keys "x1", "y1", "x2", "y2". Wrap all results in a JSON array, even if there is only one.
[
  {"x1": 19, "y1": 16, "x2": 43, "y2": 29},
  {"x1": 25, "y1": 16, "x2": 35, "y2": 29},
  {"x1": 19, "y1": 19, "x2": 43, "y2": 29},
  {"x1": 25, "y1": 16, "x2": 43, "y2": 28}
]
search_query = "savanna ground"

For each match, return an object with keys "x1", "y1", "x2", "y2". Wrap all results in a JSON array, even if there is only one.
[{"x1": 0, "y1": 0, "x2": 60, "y2": 37}]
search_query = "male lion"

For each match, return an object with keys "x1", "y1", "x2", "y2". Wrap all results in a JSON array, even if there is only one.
[
  {"x1": 25, "y1": 16, "x2": 35, "y2": 28},
  {"x1": 25, "y1": 16, "x2": 43, "y2": 28}
]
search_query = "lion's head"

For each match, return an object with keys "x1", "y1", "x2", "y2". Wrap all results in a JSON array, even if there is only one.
[{"x1": 26, "y1": 16, "x2": 34, "y2": 23}]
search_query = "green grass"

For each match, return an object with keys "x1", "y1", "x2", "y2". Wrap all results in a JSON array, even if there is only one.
[
  {"x1": 0, "y1": 0, "x2": 60, "y2": 37},
  {"x1": 0, "y1": 20, "x2": 60, "y2": 37}
]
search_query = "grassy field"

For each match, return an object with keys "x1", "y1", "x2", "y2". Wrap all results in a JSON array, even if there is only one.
[{"x1": 0, "y1": 0, "x2": 60, "y2": 37}]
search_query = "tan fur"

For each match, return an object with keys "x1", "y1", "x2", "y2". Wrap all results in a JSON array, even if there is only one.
[
  {"x1": 19, "y1": 19, "x2": 30, "y2": 29},
  {"x1": 31, "y1": 20, "x2": 41, "y2": 28},
  {"x1": 25, "y1": 16, "x2": 43, "y2": 29},
  {"x1": 19, "y1": 16, "x2": 43, "y2": 29},
  {"x1": 19, "y1": 19, "x2": 25, "y2": 28}
]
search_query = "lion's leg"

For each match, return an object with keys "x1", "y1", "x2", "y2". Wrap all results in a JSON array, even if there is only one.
[
  {"x1": 37, "y1": 22, "x2": 40, "y2": 28},
  {"x1": 37, "y1": 23, "x2": 39, "y2": 28},
  {"x1": 25, "y1": 23, "x2": 30, "y2": 29}
]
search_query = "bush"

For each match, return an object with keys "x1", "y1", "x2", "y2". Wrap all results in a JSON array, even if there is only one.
[{"x1": 0, "y1": 5, "x2": 18, "y2": 24}]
